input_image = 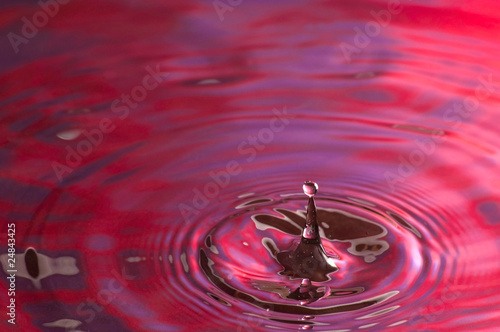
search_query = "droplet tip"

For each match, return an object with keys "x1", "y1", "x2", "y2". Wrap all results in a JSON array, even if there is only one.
[{"x1": 303, "y1": 181, "x2": 318, "y2": 197}]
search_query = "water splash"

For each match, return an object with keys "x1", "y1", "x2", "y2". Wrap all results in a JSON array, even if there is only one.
[{"x1": 277, "y1": 181, "x2": 339, "y2": 285}]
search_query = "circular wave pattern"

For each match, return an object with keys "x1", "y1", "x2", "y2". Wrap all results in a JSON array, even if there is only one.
[
  {"x1": 191, "y1": 189, "x2": 434, "y2": 330},
  {"x1": 66, "y1": 179, "x2": 478, "y2": 331},
  {"x1": 78, "y1": 176, "x2": 475, "y2": 331},
  {"x1": 7, "y1": 111, "x2": 500, "y2": 331}
]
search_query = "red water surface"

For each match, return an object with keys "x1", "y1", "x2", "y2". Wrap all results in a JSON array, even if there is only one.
[{"x1": 1, "y1": 0, "x2": 500, "y2": 331}]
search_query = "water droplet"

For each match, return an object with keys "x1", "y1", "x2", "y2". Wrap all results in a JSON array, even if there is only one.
[
  {"x1": 276, "y1": 181, "x2": 338, "y2": 283},
  {"x1": 303, "y1": 181, "x2": 318, "y2": 197}
]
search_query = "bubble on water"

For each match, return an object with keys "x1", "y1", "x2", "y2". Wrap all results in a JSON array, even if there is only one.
[{"x1": 303, "y1": 181, "x2": 318, "y2": 197}]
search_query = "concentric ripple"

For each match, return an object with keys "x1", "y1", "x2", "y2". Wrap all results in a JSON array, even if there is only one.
[
  {"x1": 182, "y1": 188, "x2": 424, "y2": 330},
  {"x1": 47, "y1": 168, "x2": 494, "y2": 331}
]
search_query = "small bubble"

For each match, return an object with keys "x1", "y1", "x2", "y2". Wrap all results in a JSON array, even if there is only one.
[{"x1": 303, "y1": 181, "x2": 318, "y2": 197}]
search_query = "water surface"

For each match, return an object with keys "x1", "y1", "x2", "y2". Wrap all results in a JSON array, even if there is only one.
[{"x1": 1, "y1": 0, "x2": 500, "y2": 331}]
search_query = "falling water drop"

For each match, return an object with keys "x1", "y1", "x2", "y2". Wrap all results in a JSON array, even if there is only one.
[{"x1": 303, "y1": 181, "x2": 318, "y2": 197}]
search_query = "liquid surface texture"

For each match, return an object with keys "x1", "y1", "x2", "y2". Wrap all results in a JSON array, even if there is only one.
[{"x1": 1, "y1": 0, "x2": 500, "y2": 331}]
